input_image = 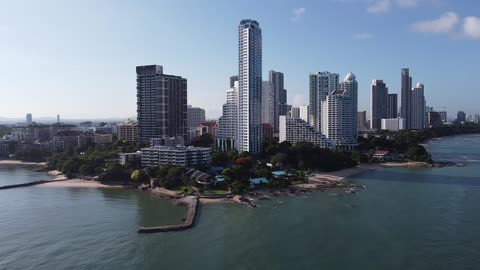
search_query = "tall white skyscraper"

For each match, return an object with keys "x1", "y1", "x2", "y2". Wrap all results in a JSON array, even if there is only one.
[
  {"x1": 216, "y1": 81, "x2": 239, "y2": 151},
  {"x1": 411, "y1": 82, "x2": 426, "y2": 129},
  {"x1": 309, "y1": 72, "x2": 339, "y2": 131},
  {"x1": 238, "y1": 19, "x2": 262, "y2": 155},
  {"x1": 321, "y1": 72, "x2": 358, "y2": 150}
]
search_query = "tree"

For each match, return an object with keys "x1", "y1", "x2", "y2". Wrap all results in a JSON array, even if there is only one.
[
  {"x1": 191, "y1": 134, "x2": 214, "y2": 147},
  {"x1": 271, "y1": 153, "x2": 288, "y2": 168},
  {"x1": 99, "y1": 164, "x2": 129, "y2": 182},
  {"x1": 131, "y1": 169, "x2": 149, "y2": 183},
  {"x1": 235, "y1": 156, "x2": 254, "y2": 168},
  {"x1": 212, "y1": 152, "x2": 229, "y2": 167}
]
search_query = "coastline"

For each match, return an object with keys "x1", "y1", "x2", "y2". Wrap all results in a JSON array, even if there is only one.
[
  {"x1": 0, "y1": 160, "x2": 47, "y2": 166},
  {"x1": 38, "y1": 179, "x2": 123, "y2": 188}
]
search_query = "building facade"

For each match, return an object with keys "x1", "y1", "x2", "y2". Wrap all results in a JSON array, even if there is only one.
[
  {"x1": 381, "y1": 118, "x2": 406, "y2": 131},
  {"x1": 279, "y1": 116, "x2": 335, "y2": 150},
  {"x1": 411, "y1": 83, "x2": 426, "y2": 129},
  {"x1": 358, "y1": 111, "x2": 368, "y2": 131},
  {"x1": 136, "y1": 65, "x2": 187, "y2": 143},
  {"x1": 387, "y1": 94, "x2": 398, "y2": 119},
  {"x1": 187, "y1": 106, "x2": 206, "y2": 130},
  {"x1": 216, "y1": 81, "x2": 239, "y2": 151},
  {"x1": 141, "y1": 146, "x2": 211, "y2": 168},
  {"x1": 290, "y1": 107, "x2": 300, "y2": 119},
  {"x1": 457, "y1": 110, "x2": 466, "y2": 122},
  {"x1": 309, "y1": 72, "x2": 339, "y2": 131},
  {"x1": 321, "y1": 72, "x2": 358, "y2": 150},
  {"x1": 299, "y1": 105, "x2": 309, "y2": 123},
  {"x1": 117, "y1": 123, "x2": 139, "y2": 142},
  {"x1": 370, "y1": 80, "x2": 389, "y2": 130},
  {"x1": 237, "y1": 19, "x2": 262, "y2": 155},
  {"x1": 401, "y1": 68, "x2": 412, "y2": 129}
]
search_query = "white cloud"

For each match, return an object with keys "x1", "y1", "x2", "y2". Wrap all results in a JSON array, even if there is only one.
[
  {"x1": 290, "y1": 7, "x2": 306, "y2": 22},
  {"x1": 412, "y1": 12, "x2": 459, "y2": 33},
  {"x1": 463, "y1": 16, "x2": 480, "y2": 39},
  {"x1": 353, "y1": 32, "x2": 374, "y2": 39},
  {"x1": 367, "y1": 0, "x2": 391, "y2": 13}
]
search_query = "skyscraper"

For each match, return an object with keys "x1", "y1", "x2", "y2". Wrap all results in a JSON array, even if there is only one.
[
  {"x1": 238, "y1": 19, "x2": 262, "y2": 155},
  {"x1": 136, "y1": 65, "x2": 187, "y2": 143},
  {"x1": 357, "y1": 111, "x2": 368, "y2": 131},
  {"x1": 387, "y1": 94, "x2": 398, "y2": 119},
  {"x1": 261, "y1": 80, "x2": 274, "y2": 127},
  {"x1": 26, "y1": 113, "x2": 32, "y2": 125},
  {"x1": 309, "y1": 72, "x2": 339, "y2": 131},
  {"x1": 411, "y1": 83, "x2": 426, "y2": 129},
  {"x1": 261, "y1": 70, "x2": 290, "y2": 132},
  {"x1": 401, "y1": 68, "x2": 412, "y2": 129},
  {"x1": 370, "y1": 80, "x2": 388, "y2": 130},
  {"x1": 457, "y1": 111, "x2": 466, "y2": 122},
  {"x1": 216, "y1": 81, "x2": 239, "y2": 151},
  {"x1": 321, "y1": 72, "x2": 358, "y2": 150}
]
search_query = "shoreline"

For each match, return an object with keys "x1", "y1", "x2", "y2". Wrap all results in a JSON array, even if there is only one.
[
  {"x1": 0, "y1": 160, "x2": 47, "y2": 166},
  {"x1": 37, "y1": 179, "x2": 124, "y2": 188}
]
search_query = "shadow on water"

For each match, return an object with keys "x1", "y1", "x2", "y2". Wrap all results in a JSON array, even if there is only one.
[{"x1": 353, "y1": 169, "x2": 480, "y2": 187}]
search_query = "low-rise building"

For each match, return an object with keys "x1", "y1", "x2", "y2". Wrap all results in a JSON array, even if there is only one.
[
  {"x1": 196, "y1": 121, "x2": 218, "y2": 138},
  {"x1": 279, "y1": 116, "x2": 336, "y2": 150},
  {"x1": 95, "y1": 133, "x2": 113, "y2": 144},
  {"x1": 118, "y1": 152, "x2": 141, "y2": 165},
  {"x1": 117, "y1": 123, "x2": 139, "y2": 142},
  {"x1": 141, "y1": 145, "x2": 211, "y2": 168}
]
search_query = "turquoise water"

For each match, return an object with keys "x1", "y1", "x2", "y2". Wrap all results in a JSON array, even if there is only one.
[{"x1": 1, "y1": 134, "x2": 480, "y2": 269}]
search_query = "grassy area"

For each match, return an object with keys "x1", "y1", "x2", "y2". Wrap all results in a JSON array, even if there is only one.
[
  {"x1": 171, "y1": 186, "x2": 194, "y2": 195},
  {"x1": 200, "y1": 189, "x2": 231, "y2": 196}
]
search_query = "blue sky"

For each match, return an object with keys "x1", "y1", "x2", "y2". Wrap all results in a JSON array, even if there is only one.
[{"x1": 1, "y1": 0, "x2": 479, "y2": 120}]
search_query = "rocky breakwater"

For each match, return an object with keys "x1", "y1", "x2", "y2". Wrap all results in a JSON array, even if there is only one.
[{"x1": 138, "y1": 196, "x2": 199, "y2": 233}]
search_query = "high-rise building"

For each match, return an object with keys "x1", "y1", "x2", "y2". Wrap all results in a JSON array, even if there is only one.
[
  {"x1": 216, "y1": 81, "x2": 239, "y2": 151},
  {"x1": 136, "y1": 65, "x2": 187, "y2": 143},
  {"x1": 357, "y1": 111, "x2": 368, "y2": 131},
  {"x1": 238, "y1": 19, "x2": 262, "y2": 155},
  {"x1": 387, "y1": 94, "x2": 398, "y2": 119},
  {"x1": 56, "y1": 114, "x2": 61, "y2": 124},
  {"x1": 457, "y1": 111, "x2": 466, "y2": 122},
  {"x1": 261, "y1": 70, "x2": 289, "y2": 133},
  {"x1": 26, "y1": 113, "x2": 32, "y2": 125},
  {"x1": 187, "y1": 106, "x2": 206, "y2": 130},
  {"x1": 411, "y1": 83, "x2": 426, "y2": 129},
  {"x1": 279, "y1": 115, "x2": 336, "y2": 150},
  {"x1": 309, "y1": 72, "x2": 339, "y2": 130},
  {"x1": 428, "y1": 112, "x2": 443, "y2": 128},
  {"x1": 229, "y1": 75, "x2": 239, "y2": 88},
  {"x1": 401, "y1": 68, "x2": 412, "y2": 129},
  {"x1": 299, "y1": 105, "x2": 309, "y2": 123},
  {"x1": 439, "y1": 111, "x2": 447, "y2": 122},
  {"x1": 261, "y1": 80, "x2": 274, "y2": 126},
  {"x1": 474, "y1": 114, "x2": 480, "y2": 124},
  {"x1": 321, "y1": 72, "x2": 358, "y2": 150},
  {"x1": 370, "y1": 80, "x2": 389, "y2": 130},
  {"x1": 290, "y1": 107, "x2": 300, "y2": 119},
  {"x1": 187, "y1": 105, "x2": 205, "y2": 141}
]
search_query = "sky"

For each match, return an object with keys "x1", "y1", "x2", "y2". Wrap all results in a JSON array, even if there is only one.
[{"x1": 1, "y1": 0, "x2": 479, "y2": 120}]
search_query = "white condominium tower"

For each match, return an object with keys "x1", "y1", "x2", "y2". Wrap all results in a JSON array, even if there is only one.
[
  {"x1": 321, "y1": 72, "x2": 358, "y2": 150},
  {"x1": 216, "y1": 81, "x2": 239, "y2": 151},
  {"x1": 411, "y1": 82, "x2": 426, "y2": 129},
  {"x1": 238, "y1": 19, "x2": 262, "y2": 155},
  {"x1": 309, "y1": 72, "x2": 339, "y2": 131}
]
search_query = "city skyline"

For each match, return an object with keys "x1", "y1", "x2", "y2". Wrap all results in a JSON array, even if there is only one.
[{"x1": 1, "y1": 0, "x2": 480, "y2": 119}]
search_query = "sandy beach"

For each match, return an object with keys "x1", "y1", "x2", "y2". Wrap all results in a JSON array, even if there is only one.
[
  {"x1": 0, "y1": 160, "x2": 47, "y2": 166},
  {"x1": 38, "y1": 179, "x2": 123, "y2": 188}
]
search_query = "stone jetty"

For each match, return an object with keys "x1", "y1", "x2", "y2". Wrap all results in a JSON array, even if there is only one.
[
  {"x1": 138, "y1": 196, "x2": 198, "y2": 233},
  {"x1": 0, "y1": 179, "x2": 68, "y2": 190}
]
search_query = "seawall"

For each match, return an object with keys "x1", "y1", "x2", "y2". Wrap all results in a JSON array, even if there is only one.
[
  {"x1": 138, "y1": 196, "x2": 199, "y2": 233},
  {"x1": 0, "y1": 179, "x2": 68, "y2": 190}
]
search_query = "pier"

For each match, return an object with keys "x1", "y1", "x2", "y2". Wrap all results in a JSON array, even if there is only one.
[
  {"x1": 0, "y1": 179, "x2": 68, "y2": 190},
  {"x1": 138, "y1": 195, "x2": 199, "y2": 233}
]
